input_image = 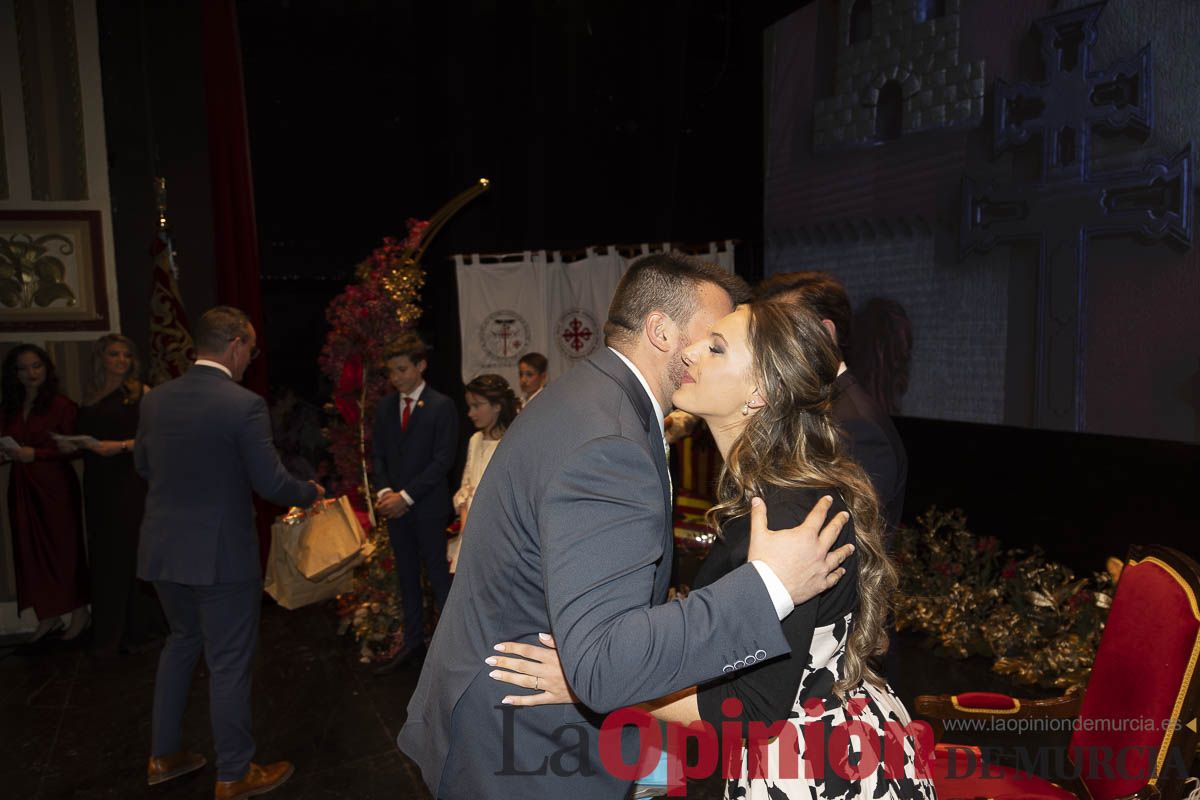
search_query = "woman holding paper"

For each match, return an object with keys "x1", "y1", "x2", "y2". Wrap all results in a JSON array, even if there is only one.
[
  {"x1": 0, "y1": 345, "x2": 89, "y2": 641},
  {"x1": 71, "y1": 334, "x2": 162, "y2": 656}
]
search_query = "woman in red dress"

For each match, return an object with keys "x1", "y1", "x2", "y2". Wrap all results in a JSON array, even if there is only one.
[{"x1": 0, "y1": 345, "x2": 89, "y2": 640}]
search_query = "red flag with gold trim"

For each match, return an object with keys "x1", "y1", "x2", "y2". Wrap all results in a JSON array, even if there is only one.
[{"x1": 148, "y1": 229, "x2": 195, "y2": 385}]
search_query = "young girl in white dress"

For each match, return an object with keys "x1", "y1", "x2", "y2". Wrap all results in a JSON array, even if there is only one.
[{"x1": 448, "y1": 374, "x2": 518, "y2": 573}]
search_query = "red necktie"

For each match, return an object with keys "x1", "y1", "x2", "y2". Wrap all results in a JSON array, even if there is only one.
[{"x1": 402, "y1": 396, "x2": 413, "y2": 432}]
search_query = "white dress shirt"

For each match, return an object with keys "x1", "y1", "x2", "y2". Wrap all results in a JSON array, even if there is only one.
[
  {"x1": 194, "y1": 359, "x2": 232, "y2": 378},
  {"x1": 608, "y1": 348, "x2": 664, "y2": 437},
  {"x1": 607, "y1": 347, "x2": 794, "y2": 620},
  {"x1": 378, "y1": 381, "x2": 426, "y2": 507}
]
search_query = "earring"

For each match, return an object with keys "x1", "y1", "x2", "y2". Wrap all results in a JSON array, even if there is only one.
[{"x1": 741, "y1": 403, "x2": 750, "y2": 416}]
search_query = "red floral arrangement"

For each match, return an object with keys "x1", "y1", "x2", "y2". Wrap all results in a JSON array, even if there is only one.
[
  {"x1": 319, "y1": 224, "x2": 428, "y2": 661},
  {"x1": 318, "y1": 227, "x2": 426, "y2": 506},
  {"x1": 320, "y1": 180, "x2": 490, "y2": 662}
]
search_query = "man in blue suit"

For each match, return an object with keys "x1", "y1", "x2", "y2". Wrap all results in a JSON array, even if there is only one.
[
  {"x1": 136, "y1": 306, "x2": 322, "y2": 800},
  {"x1": 371, "y1": 332, "x2": 459, "y2": 674}
]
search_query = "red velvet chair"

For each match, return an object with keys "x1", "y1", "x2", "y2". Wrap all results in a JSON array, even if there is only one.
[{"x1": 914, "y1": 545, "x2": 1200, "y2": 800}]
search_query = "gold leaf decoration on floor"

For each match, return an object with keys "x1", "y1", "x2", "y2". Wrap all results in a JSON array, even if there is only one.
[{"x1": 893, "y1": 507, "x2": 1115, "y2": 689}]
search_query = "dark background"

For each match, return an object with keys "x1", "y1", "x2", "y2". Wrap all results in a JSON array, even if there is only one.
[
  {"x1": 96, "y1": 0, "x2": 1200, "y2": 570},
  {"x1": 238, "y1": 0, "x2": 775, "y2": 400},
  {"x1": 101, "y1": 0, "x2": 780, "y2": 398}
]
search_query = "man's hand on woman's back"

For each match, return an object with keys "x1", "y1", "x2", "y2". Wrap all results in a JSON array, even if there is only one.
[{"x1": 747, "y1": 495, "x2": 854, "y2": 606}]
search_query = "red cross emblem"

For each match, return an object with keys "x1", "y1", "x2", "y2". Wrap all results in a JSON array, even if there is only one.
[
  {"x1": 556, "y1": 308, "x2": 600, "y2": 360},
  {"x1": 561, "y1": 316, "x2": 592, "y2": 352}
]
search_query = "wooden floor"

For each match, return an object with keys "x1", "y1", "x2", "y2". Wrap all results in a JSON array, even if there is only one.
[
  {"x1": 0, "y1": 597, "x2": 1078, "y2": 799},
  {"x1": 0, "y1": 600, "x2": 429, "y2": 800}
]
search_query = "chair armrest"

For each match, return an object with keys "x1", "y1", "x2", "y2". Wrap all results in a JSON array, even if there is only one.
[{"x1": 914, "y1": 686, "x2": 1083, "y2": 741}]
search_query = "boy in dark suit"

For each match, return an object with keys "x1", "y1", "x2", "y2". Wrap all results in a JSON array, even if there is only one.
[{"x1": 371, "y1": 333, "x2": 458, "y2": 674}]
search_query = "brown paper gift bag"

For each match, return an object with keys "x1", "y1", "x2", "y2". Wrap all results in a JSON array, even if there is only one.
[
  {"x1": 264, "y1": 497, "x2": 370, "y2": 610},
  {"x1": 280, "y1": 496, "x2": 367, "y2": 581},
  {"x1": 264, "y1": 546, "x2": 356, "y2": 610}
]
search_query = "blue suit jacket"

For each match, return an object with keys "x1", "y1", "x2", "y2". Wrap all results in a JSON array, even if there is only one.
[
  {"x1": 371, "y1": 385, "x2": 458, "y2": 528},
  {"x1": 135, "y1": 365, "x2": 318, "y2": 585}
]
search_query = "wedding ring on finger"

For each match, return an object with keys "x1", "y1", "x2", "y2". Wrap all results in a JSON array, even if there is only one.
[{"x1": 534, "y1": 676, "x2": 540, "y2": 691}]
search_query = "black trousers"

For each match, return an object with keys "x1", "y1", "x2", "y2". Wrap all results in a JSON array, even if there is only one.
[{"x1": 389, "y1": 516, "x2": 451, "y2": 650}]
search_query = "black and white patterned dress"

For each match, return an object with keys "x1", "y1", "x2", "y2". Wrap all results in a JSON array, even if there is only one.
[{"x1": 693, "y1": 486, "x2": 936, "y2": 800}]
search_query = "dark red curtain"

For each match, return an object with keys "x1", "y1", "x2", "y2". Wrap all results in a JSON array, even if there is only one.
[
  {"x1": 201, "y1": 0, "x2": 269, "y2": 397},
  {"x1": 201, "y1": 0, "x2": 279, "y2": 565}
]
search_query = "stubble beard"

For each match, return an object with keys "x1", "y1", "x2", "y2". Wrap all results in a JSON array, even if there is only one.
[{"x1": 662, "y1": 338, "x2": 691, "y2": 410}]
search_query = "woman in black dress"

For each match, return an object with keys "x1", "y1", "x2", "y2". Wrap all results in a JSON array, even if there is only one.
[
  {"x1": 66, "y1": 334, "x2": 161, "y2": 656},
  {"x1": 486, "y1": 299, "x2": 935, "y2": 798}
]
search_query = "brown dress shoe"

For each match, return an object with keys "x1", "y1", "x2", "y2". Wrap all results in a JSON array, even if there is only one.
[
  {"x1": 147, "y1": 751, "x2": 207, "y2": 785},
  {"x1": 213, "y1": 761, "x2": 295, "y2": 800}
]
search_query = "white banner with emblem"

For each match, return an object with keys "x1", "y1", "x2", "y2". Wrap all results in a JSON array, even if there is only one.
[
  {"x1": 455, "y1": 242, "x2": 736, "y2": 388},
  {"x1": 542, "y1": 247, "x2": 624, "y2": 379},
  {"x1": 455, "y1": 252, "x2": 551, "y2": 388}
]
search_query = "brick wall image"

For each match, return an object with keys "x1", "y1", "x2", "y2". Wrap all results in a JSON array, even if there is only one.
[{"x1": 813, "y1": 0, "x2": 985, "y2": 150}]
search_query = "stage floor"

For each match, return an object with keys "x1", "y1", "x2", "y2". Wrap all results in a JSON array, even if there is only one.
[
  {"x1": 0, "y1": 601, "x2": 430, "y2": 800},
  {"x1": 1, "y1": 600, "x2": 1067, "y2": 799}
]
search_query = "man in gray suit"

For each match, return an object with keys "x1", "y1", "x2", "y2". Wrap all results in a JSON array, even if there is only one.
[
  {"x1": 136, "y1": 306, "x2": 322, "y2": 800},
  {"x1": 399, "y1": 255, "x2": 855, "y2": 799}
]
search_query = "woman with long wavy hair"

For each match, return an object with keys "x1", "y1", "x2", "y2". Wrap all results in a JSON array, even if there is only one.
[
  {"x1": 0, "y1": 344, "x2": 90, "y2": 641},
  {"x1": 485, "y1": 299, "x2": 934, "y2": 799},
  {"x1": 66, "y1": 334, "x2": 163, "y2": 656}
]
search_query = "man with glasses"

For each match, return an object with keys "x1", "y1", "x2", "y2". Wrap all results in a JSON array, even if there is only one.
[{"x1": 136, "y1": 305, "x2": 323, "y2": 799}]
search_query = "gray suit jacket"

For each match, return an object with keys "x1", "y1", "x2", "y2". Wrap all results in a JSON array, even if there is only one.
[
  {"x1": 398, "y1": 347, "x2": 791, "y2": 799},
  {"x1": 135, "y1": 364, "x2": 317, "y2": 585}
]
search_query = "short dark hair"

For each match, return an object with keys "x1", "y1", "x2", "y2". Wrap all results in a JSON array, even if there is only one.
[
  {"x1": 755, "y1": 271, "x2": 852, "y2": 358},
  {"x1": 1, "y1": 344, "x2": 60, "y2": 415},
  {"x1": 194, "y1": 306, "x2": 252, "y2": 354},
  {"x1": 518, "y1": 352, "x2": 548, "y2": 374},
  {"x1": 604, "y1": 253, "x2": 750, "y2": 346},
  {"x1": 384, "y1": 332, "x2": 428, "y2": 364},
  {"x1": 465, "y1": 373, "x2": 519, "y2": 433}
]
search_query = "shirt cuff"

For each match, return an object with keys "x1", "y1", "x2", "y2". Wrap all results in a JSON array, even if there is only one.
[
  {"x1": 376, "y1": 488, "x2": 392, "y2": 501},
  {"x1": 750, "y1": 560, "x2": 795, "y2": 620},
  {"x1": 399, "y1": 489, "x2": 415, "y2": 506}
]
